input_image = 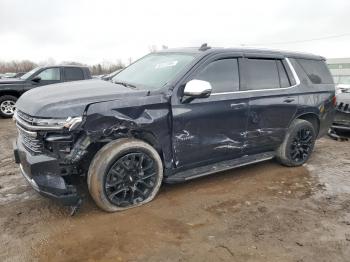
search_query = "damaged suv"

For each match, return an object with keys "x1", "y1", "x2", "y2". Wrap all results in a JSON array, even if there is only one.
[{"x1": 13, "y1": 46, "x2": 336, "y2": 212}]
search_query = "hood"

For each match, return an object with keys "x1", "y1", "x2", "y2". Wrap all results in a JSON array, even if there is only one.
[
  {"x1": 0, "y1": 78, "x2": 26, "y2": 84},
  {"x1": 337, "y1": 91, "x2": 350, "y2": 104},
  {"x1": 16, "y1": 79, "x2": 148, "y2": 118}
]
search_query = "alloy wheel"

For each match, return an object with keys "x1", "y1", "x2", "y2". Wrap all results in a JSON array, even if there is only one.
[
  {"x1": 104, "y1": 152, "x2": 157, "y2": 207},
  {"x1": 289, "y1": 127, "x2": 313, "y2": 163},
  {"x1": 0, "y1": 100, "x2": 16, "y2": 116}
]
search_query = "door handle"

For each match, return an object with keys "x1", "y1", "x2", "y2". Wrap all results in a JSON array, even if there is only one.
[
  {"x1": 283, "y1": 97, "x2": 295, "y2": 103},
  {"x1": 230, "y1": 103, "x2": 246, "y2": 110}
]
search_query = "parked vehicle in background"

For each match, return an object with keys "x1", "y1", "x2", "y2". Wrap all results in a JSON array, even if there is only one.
[
  {"x1": 335, "y1": 84, "x2": 350, "y2": 94},
  {"x1": 332, "y1": 90, "x2": 350, "y2": 132},
  {"x1": 0, "y1": 65, "x2": 91, "y2": 117},
  {"x1": 92, "y1": 74, "x2": 105, "y2": 79},
  {"x1": 101, "y1": 69, "x2": 122, "y2": 81},
  {"x1": 13, "y1": 46, "x2": 335, "y2": 212},
  {"x1": 2, "y1": 72, "x2": 17, "y2": 78},
  {"x1": 10, "y1": 72, "x2": 27, "y2": 78}
]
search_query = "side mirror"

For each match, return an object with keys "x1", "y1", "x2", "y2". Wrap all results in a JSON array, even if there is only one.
[
  {"x1": 183, "y1": 79, "x2": 212, "y2": 98},
  {"x1": 31, "y1": 76, "x2": 41, "y2": 83}
]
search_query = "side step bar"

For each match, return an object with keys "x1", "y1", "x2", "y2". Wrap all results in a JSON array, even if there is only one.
[{"x1": 164, "y1": 152, "x2": 275, "y2": 183}]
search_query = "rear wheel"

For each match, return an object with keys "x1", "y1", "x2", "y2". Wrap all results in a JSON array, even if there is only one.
[
  {"x1": 276, "y1": 119, "x2": 316, "y2": 167},
  {"x1": 88, "y1": 138, "x2": 163, "y2": 212},
  {"x1": 0, "y1": 95, "x2": 17, "y2": 118}
]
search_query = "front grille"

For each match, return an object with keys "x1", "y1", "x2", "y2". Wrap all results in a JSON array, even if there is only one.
[
  {"x1": 15, "y1": 111, "x2": 44, "y2": 154},
  {"x1": 336, "y1": 102, "x2": 350, "y2": 113},
  {"x1": 17, "y1": 125, "x2": 44, "y2": 154}
]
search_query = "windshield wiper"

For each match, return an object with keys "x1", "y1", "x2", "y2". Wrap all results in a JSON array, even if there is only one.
[{"x1": 113, "y1": 81, "x2": 137, "y2": 89}]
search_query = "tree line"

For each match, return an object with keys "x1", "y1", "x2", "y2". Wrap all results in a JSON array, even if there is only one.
[{"x1": 0, "y1": 59, "x2": 126, "y2": 75}]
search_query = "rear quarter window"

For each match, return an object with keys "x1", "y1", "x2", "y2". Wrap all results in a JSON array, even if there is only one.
[
  {"x1": 296, "y1": 59, "x2": 333, "y2": 84},
  {"x1": 64, "y1": 68, "x2": 85, "y2": 81}
]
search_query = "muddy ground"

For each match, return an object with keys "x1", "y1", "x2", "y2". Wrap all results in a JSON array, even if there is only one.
[{"x1": 0, "y1": 118, "x2": 350, "y2": 262}]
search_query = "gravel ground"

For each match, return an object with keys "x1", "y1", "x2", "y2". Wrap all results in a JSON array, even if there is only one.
[{"x1": 0, "y1": 118, "x2": 350, "y2": 262}]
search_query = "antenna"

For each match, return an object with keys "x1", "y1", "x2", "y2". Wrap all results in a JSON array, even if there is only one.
[{"x1": 199, "y1": 43, "x2": 211, "y2": 51}]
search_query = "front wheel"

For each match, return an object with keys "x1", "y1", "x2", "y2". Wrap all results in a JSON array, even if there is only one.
[
  {"x1": 88, "y1": 138, "x2": 163, "y2": 212},
  {"x1": 276, "y1": 119, "x2": 316, "y2": 167}
]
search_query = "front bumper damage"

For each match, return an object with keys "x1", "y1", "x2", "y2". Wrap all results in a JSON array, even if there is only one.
[{"x1": 13, "y1": 138, "x2": 81, "y2": 206}]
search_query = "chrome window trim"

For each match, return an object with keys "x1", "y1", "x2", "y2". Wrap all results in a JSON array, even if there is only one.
[{"x1": 210, "y1": 57, "x2": 300, "y2": 96}]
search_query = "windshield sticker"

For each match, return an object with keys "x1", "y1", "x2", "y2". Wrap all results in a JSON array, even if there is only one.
[{"x1": 155, "y1": 61, "x2": 178, "y2": 69}]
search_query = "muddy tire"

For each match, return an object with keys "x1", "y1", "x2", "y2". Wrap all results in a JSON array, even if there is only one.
[
  {"x1": 276, "y1": 119, "x2": 316, "y2": 167},
  {"x1": 88, "y1": 138, "x2": 163, "y2": 212},
  {"x1": 0, "y1": 95, "x2": 17, "y2": 118}
]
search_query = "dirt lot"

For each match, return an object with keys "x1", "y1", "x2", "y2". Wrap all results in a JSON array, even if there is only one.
[{"x1": 1, "y1": 118, "x2": 350, "y2": 262}]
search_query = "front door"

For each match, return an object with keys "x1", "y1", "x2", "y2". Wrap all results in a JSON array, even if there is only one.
[{"x1": 171, "y1": 56, "x2": 249, "y2": 168}]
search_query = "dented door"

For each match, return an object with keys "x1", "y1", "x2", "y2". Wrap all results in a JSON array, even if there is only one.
[{"x1": 171, "y1": 92, "x2": 250, "y2": 168}]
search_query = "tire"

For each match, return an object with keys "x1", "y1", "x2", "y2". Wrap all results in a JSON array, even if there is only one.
[
  {"x1": 0, "y1": 95, "x2": 17, "y2": 118},
  {"x1": 88, "y1": 138, "x2": 163, "y2": 212},
  {"x1": 276, "y1": 119, "x2": 316, "y2": 167}
]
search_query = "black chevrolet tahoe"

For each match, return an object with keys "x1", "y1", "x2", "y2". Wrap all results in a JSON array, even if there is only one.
[
  {"x1": 13, "y1": 46, "x2": 336, "y2": 212},
  {"x1": 0, "y1": 65, "x2": 91, "y2": 117}
]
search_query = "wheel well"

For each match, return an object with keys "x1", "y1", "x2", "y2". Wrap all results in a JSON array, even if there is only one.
[
  {"x1": 0, "y1": 91, "x2": 20, "y2": 98},
  {"x1": 296, "y1": 113, "x2": 320, "y2": 135},
  {"x1": 133, "y1": 131, "x2": 163, "y2": 159}
]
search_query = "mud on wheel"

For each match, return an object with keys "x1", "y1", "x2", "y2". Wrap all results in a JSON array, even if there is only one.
[
  {"x1": 276, "y1": 119, "x2": 316, "y2": 167},
  {"x1": 88, "y1": 138, "x2": 163, "y2": 212}
]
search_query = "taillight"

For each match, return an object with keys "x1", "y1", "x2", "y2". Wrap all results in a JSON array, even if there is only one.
[{"x1": 332, "y1": 96, "x2": 337, "y2": 107}]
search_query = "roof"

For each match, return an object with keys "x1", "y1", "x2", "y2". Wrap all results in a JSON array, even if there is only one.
[{"x1": 157, "y1": 46, "x2": 324, "y2": 60}]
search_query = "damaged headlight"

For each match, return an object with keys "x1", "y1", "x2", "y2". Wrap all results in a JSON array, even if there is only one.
[
  {"x1": 35, "y1": 117, "x2": 83, "y2": 131},
  {"x1": 14, "y1": 111, "x2": 83, "y2": 131}
]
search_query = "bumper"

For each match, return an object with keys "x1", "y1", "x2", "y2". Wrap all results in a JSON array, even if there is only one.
[
  {"x1": 332, "y1": 110, "x2": 350, "y2": 131},
  {"x1": 13, "y1": 139, "x2": 80, "y2": 206}
]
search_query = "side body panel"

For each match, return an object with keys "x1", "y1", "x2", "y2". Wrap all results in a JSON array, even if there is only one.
[{"x1": 84, "y1": 93, "x2": 174, "y2": 169}]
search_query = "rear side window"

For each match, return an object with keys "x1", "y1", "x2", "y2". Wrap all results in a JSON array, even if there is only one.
[
  {"x1": 277, "y1": 60, "x2": 291, "y2": 88},
  {"x1": 243, "y1": 59, "x2": 280, "y2": 90},
  {"x1": 297, "y1": 59, "x2": 333, "y2": 84},
  {"x1": 64, "y1": 68, "x2": 84, "y2": 81},
  {"x1": 195, "y1": 58, "x2": 239, "y2": 93}
]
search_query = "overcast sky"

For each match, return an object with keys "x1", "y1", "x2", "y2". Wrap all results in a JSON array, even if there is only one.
[{"x1": 0, "y1": 0, "x2": 350, "y2": 65}]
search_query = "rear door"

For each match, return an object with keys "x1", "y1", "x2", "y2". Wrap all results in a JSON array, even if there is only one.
[
  {"x1": 171, "y1": 54, "x2": 250, "y2": 168},
  {"x1": 241, "y1": 56, "x2": 299, "y2": 154}
]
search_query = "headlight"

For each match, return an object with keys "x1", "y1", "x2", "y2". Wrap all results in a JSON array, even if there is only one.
[
  {"x1": 14, "y1": 111, "x2": 83, "y2": 131},
  {"x1": 35, "y1": 117, "x2": 82, "y2": 131}
]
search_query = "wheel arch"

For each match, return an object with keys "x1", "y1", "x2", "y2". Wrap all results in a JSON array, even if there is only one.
[
  {"x1": 294, "y1": 113, "x2": 320, "y2": 136},
  {"x1": 0, "y1": 90, "x2": 21, "y2": 98}
]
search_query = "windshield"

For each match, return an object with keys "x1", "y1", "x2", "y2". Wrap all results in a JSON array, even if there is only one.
[
  {"x1": 19, "y1": 67, "x2": 41, "y2": 80},
  {"x1": 112, "y1": 53, "x2": 196, "y2": 90}
]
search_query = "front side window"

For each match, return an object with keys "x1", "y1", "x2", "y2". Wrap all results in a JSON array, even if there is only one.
[
  {"x1": 194, "y1": 59, "x2": 239, "y2": 93},
  {"x1": 37, "y1": 68, "x2": 60, "y2": 81},
  {"x1": 112, "y1": 53, "x2": 196, "y2": 90},
  {"x1": 243, "y1": 59, "x2": 280, "y2": 90}
]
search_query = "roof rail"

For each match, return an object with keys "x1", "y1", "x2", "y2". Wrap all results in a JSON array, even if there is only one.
[{"x1": 199, "y1": 43, "x2": 211, "y2": 51}]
